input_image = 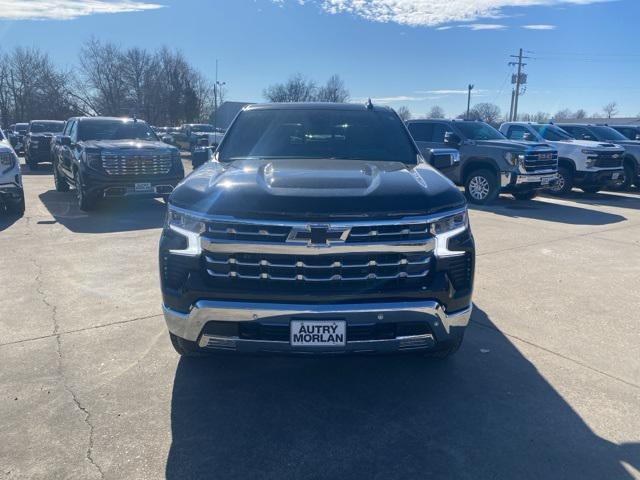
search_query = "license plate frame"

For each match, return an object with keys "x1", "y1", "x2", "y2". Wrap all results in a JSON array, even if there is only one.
[
  {"x1": 290, "y1": 320, "x2": 347, "y2": 347},
  {"x1": 540, "y1": 176, "x2": 552, "y2": 186},
  {"x1": 134, "y1": 182, "x2": 153, "y2": 192},
  {"x1": 612, "y1": 172, "x2": 621, "y2": 180}
]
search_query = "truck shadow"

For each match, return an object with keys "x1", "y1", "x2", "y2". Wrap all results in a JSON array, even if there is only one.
[
  {"x1": 38, "y1": 190, "x2": 166, "y2": 233},
  {"x1": 555, "y1": 189, "x2": 640, "y2": 211},
  {"x1": 165, "y1": 305, "x2": 639, "y2": 480},
  {"x1": 470, "y1": 197, "x2": 626, "y2": 226}
]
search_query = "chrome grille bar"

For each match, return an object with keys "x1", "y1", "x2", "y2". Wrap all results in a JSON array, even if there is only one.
[{"x1": 102, "y1": 153, "x2": 172, "y2": 176}]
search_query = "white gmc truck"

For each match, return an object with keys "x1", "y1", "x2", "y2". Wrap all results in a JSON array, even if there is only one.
[{"x1": 500, "y1": 122, "x2": 625, "y2": 195}]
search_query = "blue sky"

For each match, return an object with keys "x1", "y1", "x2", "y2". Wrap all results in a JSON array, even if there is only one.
[{"x1": 0, "y1": 0, "x2": 638, "y2": 118}]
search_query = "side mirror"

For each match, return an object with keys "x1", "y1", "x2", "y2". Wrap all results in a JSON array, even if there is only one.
[
  {"x1": 523, "y1": 132, "x2": 534, "y2": 141},
  {"x1": 444, "y1": 131, "x2": 461, "y2": 145},
  {"x1": 61, "y1": 136, "x2": 72, "y2": 147}
]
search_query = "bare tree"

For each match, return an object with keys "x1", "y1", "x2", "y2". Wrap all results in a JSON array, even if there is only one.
[
  {"x1": 396, "y1": 106, "x2": 411, "y2": 122},
  {"x1": 602, "y1": 102, "x2": 618, "y2": 119},
  {"x1": 574, "y1": 109, "x2": 587, "y2": 120},
  {"x1": 554, "y1": 109, "x2": 574, "y2": 121},
  {"x1": 428, "y1": 105, "x2": 445, "y2": 119},
  {"x1": 467, "y1": 103, "x2": 501, "y2": 126},
  {"x1": 263, "y1": 74, "x2": 317, "y2": 103},
  {"x1": 533, "y1": 111, "x2": 550, "y2": 123},
  {"x1": 316, "y1": 74, "x2": 349, "y2": 103}
]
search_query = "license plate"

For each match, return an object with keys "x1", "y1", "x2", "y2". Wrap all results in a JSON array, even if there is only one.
[
  {"x1": 135, "y1": 182, "x2": 152, "y2": 192},
  {"x1": 290, "y1": 320, "x2": 346, "y2": 347},
  {"x1": 612, "y1": 173, "x2": 621, "y2": 180},
  {"x1": 540, "y1": 175, "x2": 554, "y2": 186}
]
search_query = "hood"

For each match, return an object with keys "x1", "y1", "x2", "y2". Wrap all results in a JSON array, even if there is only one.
[
  {"x1": 609, "y1": 139, "x2": 640, "y2": 149},
  {"x1": 553, "y1": 139, "x2": 623, "y2": 149},
  {"x1": 170, "y1": 158, "x2": 465, "y2": 220},
  {"x1": 473, "y1": 139, "x2": 552, "y2": 151},
  {"x1": 82, "y1": 139, "x2": 175, "y2": 151}
]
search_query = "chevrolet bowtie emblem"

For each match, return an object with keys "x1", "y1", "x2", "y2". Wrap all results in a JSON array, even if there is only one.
[{"x1": 287, "y1": 224, "x2": 351, "y2": 247}]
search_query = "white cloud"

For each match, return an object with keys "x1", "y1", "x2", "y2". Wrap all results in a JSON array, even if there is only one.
[
  {"x1": 369, "y1": 95, "x2": 428, "y2": 103},
  {"x1": 523, "y1": 23, "x2": 557, "y2": 29},
  {"x1": 274, "y1": 0, "x2": 613, "y2": 27},
  {"x1": 459, "y1": 23, "x2": 507, "y2": 30},
  {"x1": 0, "y1": 0, "x2": 163, "y2": 20}
]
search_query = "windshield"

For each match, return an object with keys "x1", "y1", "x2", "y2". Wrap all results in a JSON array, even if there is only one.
[
  {"x1": 218, "y1": 108, "x2": 417, "y2": 164},
  {"x1": 77, "y1": 120, "x2": 158, "y2": 142},
  {"x1": 455, "y1": 122, "x2": 505, "y2": 141},
  {"x1": 30, "y1": 121, "x2": 65, "y2": 134},
  {"x1": 588, "y1": 126, "x2": 628, "y2": 142},
  {"x1": 190, "y1": 124, "x2": 215, "y2": 132},
  {"x1": 531, "y1": 125, "x2": 573, "y2": 141}
]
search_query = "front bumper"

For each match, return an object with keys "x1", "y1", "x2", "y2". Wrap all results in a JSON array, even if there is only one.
[
  {"x1": 501, "y1": 171, "x2": 559, "y2": 191},
  {"x1": 163, "y1": 300, "x2": 472, "y2": 354},
  {"x1": 82, "y1": 168, "x2": 183, "y2": 199},
  {"x1": 576, "y1": 169, "x2": 624, "y2": 186}
]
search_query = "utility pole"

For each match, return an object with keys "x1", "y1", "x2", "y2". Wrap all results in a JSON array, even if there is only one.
[
  {"x1": 213, "y1": 59, "x2": 226, "y2": 133},
  {"x1": 508, "y1": 48, "x2": 529, "y2": 121},
  {"x1": 466, "y1": 84, "x2": 474, "y2": 120}
]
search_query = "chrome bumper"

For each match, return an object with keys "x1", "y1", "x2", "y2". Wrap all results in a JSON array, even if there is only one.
[
  {"x1": 501, "y1": 172, "x2": 558, "y2": 188},
  {"x1": 163, "y1": 300, "x2": 472, "y2": 353}
]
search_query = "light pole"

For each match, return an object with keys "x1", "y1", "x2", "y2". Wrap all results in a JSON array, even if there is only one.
[
  {"x1": 213, "y1": 59, "x2": 225, "y2": 134},
  {"x1": 466, "y1": 84, "x2": 474, "y2": 120}
]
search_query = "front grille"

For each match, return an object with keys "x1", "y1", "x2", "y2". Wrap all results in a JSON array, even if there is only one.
[
  {"x1": 161, "y1": 254, "x2": 192, "y2": 289},
  {"x1": 204, "y1": 252, "x2": 431, "y2": 282},
  {"x1": 205, "y1": 220, "x2": 431, "y2": 244},
  {"x1": 102, "y1": 153, "x2": 172, "y2": 176},
  {"x1": 522, "y1": 151, "x2": 558, "y2": 173},
  {"x1": 594, "y1": 152, "x2": 623, "y2": 168}
]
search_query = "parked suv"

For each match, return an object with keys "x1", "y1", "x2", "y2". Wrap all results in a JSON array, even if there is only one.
[
  {"x1": 0, "y1": 128, "x2": 24, "y2": 216},
  {"x1": 611, "y1": 125, "x2": 640, "y2": 141},
  {"x1": 161, "y1": 103, "x2": 475, "y2": 358},
  {"x1": 556, "y1": 124, "x2": 638, "y2": 190},
  {"x1": 24, "y1": 120, "x2": 65, "y2": 170},
  {"x1": 500, "y1": 123, "x2": 625, "y2": 194},
  {"x1": 53, "y1": 117, "x2": 184, "y2": 211},
  {"x1": 406, "y1": 119, "x2": 558, "y2": 203}
]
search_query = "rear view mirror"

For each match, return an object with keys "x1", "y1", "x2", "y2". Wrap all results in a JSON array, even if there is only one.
[{"x1": 444, "y1": 131, "x2": 461, "y2": 145}]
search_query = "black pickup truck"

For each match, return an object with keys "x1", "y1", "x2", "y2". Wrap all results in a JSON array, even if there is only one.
[
  {"x1": 24, "y1": 120, "x2": 65, "y2": 170},
  {"x1": 53, "y1": 117, "x2": 184, "y2": 211},
  {"x1": 160, "y1": 103, "x2": 475, "y2": 358}
]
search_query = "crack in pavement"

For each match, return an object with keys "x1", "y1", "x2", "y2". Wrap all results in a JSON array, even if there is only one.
[{"x1": 31, "y1": 257, "x2": 105, "y2": 479}]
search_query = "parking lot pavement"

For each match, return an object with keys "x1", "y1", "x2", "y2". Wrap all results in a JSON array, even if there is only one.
[{"x1": 1, "y1": 160, "x2": 639, "y2": 480}]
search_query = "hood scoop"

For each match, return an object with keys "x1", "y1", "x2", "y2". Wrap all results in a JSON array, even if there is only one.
[{"x1": 258, "y1": 160, "x2": 382, "y2": 197}]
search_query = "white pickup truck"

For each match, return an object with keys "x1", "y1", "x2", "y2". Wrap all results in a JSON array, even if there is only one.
[{"x1": 500, "y1": 122, "x2": 625, "y2": 195}]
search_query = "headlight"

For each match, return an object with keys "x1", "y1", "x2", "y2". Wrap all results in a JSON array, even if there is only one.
[
  {"x1": 430, "y1": 209, "x2": 469, "y2": 258},
  {"x1": 0, "y1": 151, "x2": 16, "y2": 173},
  {"x1": 166, "y1": 206, "x2": 206, "y2": 256},
  {"x1": 85, "y1": 150, "x2": 102, "y2": 169},
  {"x1": 585, "y1": 158, "x2": 596, "y2": 168},
  {"x1": 582, "y1": 149, "x2": 598, "y2": 156},
  {"x1": 504, "y1": 152, "x2": 525, "y2": 166},
  {"x1": 451, "y1": 151, "x2": 460, "y2": 164}
]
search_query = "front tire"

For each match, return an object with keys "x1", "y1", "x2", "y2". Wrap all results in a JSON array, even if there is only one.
[
  {"x1": 547, "y1": 166, "x2": 573, "y2": 196},
  {"x1": 426, "y1": 332, "x2": 464, "y2": 359},
  {"x1": 611, "y1": 161, "x2": 635, "y2": 191},
  {"x1": 5, "y1": 189, "x2": 25, "y2": 217},
  {"x1": 74, "y1": 169, "x2": 97, "y2": 212},
  {"x1": 464, "y1": 169, "x2": 499, "y2": 205},
  {"x1": 169, "y1": 333, "x2": 207, "y2": 357},
  {"x1": 53, "y1": 160, "x2": 70, "y2": 192},
  {"x1": 512, "y1": 190, "x2": 537, "y2": 201}
]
